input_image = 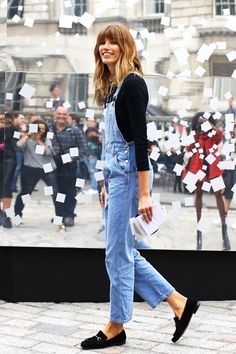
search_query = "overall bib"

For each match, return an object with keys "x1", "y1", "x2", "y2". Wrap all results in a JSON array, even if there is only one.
[{"x1": 103, "y1": 82, "x2": 174, "y2": 323}]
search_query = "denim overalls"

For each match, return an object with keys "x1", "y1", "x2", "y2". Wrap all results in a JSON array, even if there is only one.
[{"x1": 103, "y1": 79, "x2": 174, "y2": 323}]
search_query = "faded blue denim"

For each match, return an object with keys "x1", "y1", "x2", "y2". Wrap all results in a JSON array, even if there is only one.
[{"x1": 103, "y1": 83, "x2": 174, "y2": 323}]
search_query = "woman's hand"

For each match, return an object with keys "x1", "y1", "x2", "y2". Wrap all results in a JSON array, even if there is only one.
[
  {"x1": 100, "y1": 187, "x2": 106, "y2": 208},
  {"x1": 138, "y1": 194, "x2": 153, "y2": 223}
]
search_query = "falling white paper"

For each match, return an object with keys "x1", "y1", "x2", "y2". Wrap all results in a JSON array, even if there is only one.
[
  {"x1": 29, "y1": 124, "x2": 38, "y2": 133},
  {"x1": 44, "y1": 186, "x2": 53, "y2": 196},
  {"x1": 59, "y1": 15, "x2": 73, "y2": 28},
  {"x1": 85, "y1": 109, "x2": 95, "y2": 119},
  {"x1": 95, "y1": 160, "x2": 104, "y2": 170},
  {"x1": 47, "y1": 132, "x2": 54, "y2": 140},
  {"x1": 201, "y1": 181, "x2": 211, "y2": 192},
  {"x1": 174, "y1": 47, "x2": 190, "y2": 65},
  {"x1": 158, "y1": 86, "x2": 168, "y2": 96},
  {"x1": 184, "y1": 196, "x2": 194, "y2": 207},
  {"x1": 13, "y1": 215, "x2": 23, "y2": 226},
  {"x1": 194, "y1": 66, "x2": 205, "y2": 77},
  {"x1": 69, "y1": 147, "x2": 79, "y2": 157},
  {"x1": 63, "y1": 101, "x2": 71, "y2": 109},
  {"x1": 56, "y1": 193, "x2": 66, "y2": 203},
  {"x1": 75, "y1": 178, "x2": 85, "y2": 188},
  {"x1": 201, "y1": 121, "x2": 212, "y2": 132},
  {"x1": 161, "y1": 16, "x2": 170, "y2": 26},
  {"x1": 61, "y1": 153, "x2": 72, "y2": 164},
  {"x1": 21, "y1": 194, "x2": 31, "y2": 204},
  {"x1": 24, "y1": 17, "x2": 34, "y2": 28},
  {"x1": 53, "y1": 216, "x2": 63, "y2": 225},
  {"x1": 43, "y1": 163, "x2": 53, "y2": 173},
  {"x1": 173, "y1": 163, "x2": 184, "y2": 176},
  {"x1": 35, "y1": 145, "x2": 45, "y2": 155},
  {"x1": 46, "y1": 101, "x2": 53, "y2": 109},
  {"x1": 78, "y1": 101, "x2": 86, "y2": 109},
  {"x1": 197, "y1": 218, "x2": 210, "y2": 233},
  {"x1": 6, "y1": 93, "x2": 13, "y2": 100},
  {"x1": 94, "y1": 171, "x2": 104, "y2": 181},
  {"x1": 226, "y1": 51, "x2": 236, "y2": 62},
  {"x1": 205, "y1": 154, "x2": 216, "y2": 165},
  {"x1": 79, "y1": 12, "x2": 95, "y2": 29},
  {"x1": 19, "y1": 83, "x2": 36, "y2": 100},
  {"x1": 210, "y1": 176, "x2": 225, "y2": 192},
  {"x1": 13, "y1": 131, "x2": 21, "y2": 139}
]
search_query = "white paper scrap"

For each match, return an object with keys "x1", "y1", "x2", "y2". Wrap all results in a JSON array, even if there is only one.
[
  {"x1": 85, "y1": 109, "x2": 95, "y2": 119},
  {"x1": 35, "y1": 145, "x2": 45, "y2": 155},
  {"x1": 43, "y1": 163, "x2": 53, "y2": 173},
  {"x1": 13, "y1": 131, "x2": 21, "y2": 139},
  {"x1": 197, "y1": 218, "x2": 210, "y2": 233},
  {"x1": 53, "y1": 216, "x2": 63, "y2": 225},
  {"x1": 24, "y1": 17, "x2": 34, "y2": 28},
  {"x1": 201, "y1": 181, "x2": 211, "y2": 192},
  {"x1": 95, "y1": 160, "x2": 104, "y2": 170},
  {"x1": 19, "y1": 83, "x2": 36, "y2": 100},
  {"x1": 173, "y1": 163, "x2": 184, "y2": 176},
  {"x1": 75, "y1": 178, "x2": 85, "y2": 188},
  {"x1": 158, "y1": 86, "x2": 168, "y2": 96},
  {"x1": 21, "y1": 194, "x2": 31, "y2": 204},
  {"x1": 210, "y1": 176, "x2": 225, "y2": 192},
  {"x1": 78, "y1": 101, "x2": 86, "y2": 109},
  {"x1": 29, "y1": 124, "x2": 38, "y2": 133},
  {"x1": 79, "y1": 12, "x2": 95, "y2": 29},
  {"x1": 56, "y1": 193, "x2": 66, "y2": 203},
  {"x1": 94, "y1": 171, "x2": 104, "y2": 181},
  {"x1": 184, "y1": 196, "x2": 194, "y2": 207},
  {"x1": 69, "y1": 147, "x2": 79, "y2": 157},
  {"x1": 44, "y1": 186, "x2": 53, "y2": 196},
  {"x1": 59, "y1": 15, "x2": 73, "y2": 28},
  {"x1": 205, "y1": 154, "x2": 216, "y2": 165},
  {"x1": 46, "y1": 132, "x2": 54, "y2": 140}
]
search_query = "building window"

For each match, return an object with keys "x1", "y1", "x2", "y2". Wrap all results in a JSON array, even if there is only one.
[
  {"x1": 64, "y1": 0, "x2": 87, "y2": 17},
  {"x1": 7, "y1": 0, "x2": 24, "y2": 20},
  {"x1": 215, "y1": 0, "x2": 236, "y2": 15},
  {"x1": 74, "y1": 0, "x2": 86, "y2": 17},
  {"x1": 144, "y1": 0, "x2": 164, "y2": 15}
]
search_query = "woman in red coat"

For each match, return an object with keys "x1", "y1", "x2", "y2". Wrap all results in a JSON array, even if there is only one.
[{"x1": 183, "y1": 112, "x2": 230, "y2": 251}]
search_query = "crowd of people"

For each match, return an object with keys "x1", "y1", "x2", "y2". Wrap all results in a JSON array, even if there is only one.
[
  {"x1": 0, "y1": 86, "x2": 235, "y2": 247},
  {"x1": 0, "y1": 106, "x2": 102, "y2": 230}
]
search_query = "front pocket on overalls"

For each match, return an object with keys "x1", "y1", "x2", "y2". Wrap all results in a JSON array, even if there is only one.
[{"x1": 115, "y1": 152, "x2": 129, "y2": 176}]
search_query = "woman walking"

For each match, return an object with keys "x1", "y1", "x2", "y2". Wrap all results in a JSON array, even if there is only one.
[
  {"x1": 183, "y1": 112, "x2": 230, "y2": 251},
  {"x1": 81, "y1": 24, "x2": 200, "y2": 350}
]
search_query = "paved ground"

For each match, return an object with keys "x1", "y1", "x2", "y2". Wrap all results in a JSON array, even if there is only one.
[
  {"x1": 1, "y1": 182, "x2": 235, "y2": 251},
  {"x1": 0, "y1": 300, "x2": 235, "y2": 353}
]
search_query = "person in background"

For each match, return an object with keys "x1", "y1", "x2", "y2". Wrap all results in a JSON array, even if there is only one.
[
  {"x1": 182, "y1": 112, "x2": 230, "y2": 251},
  {"x1": 85, "y1": 127, "x2": 102, "y2": 194},
  {"x1": 14, "y1": 120, "x2": 63, "y2": 227},
  {"x1": 222, "y1": 124, "x2": 236, "y2": 229},
  {"x1": 49, "y1": 83, "x2": 65, "y2": 111},
  {"x1": 225, "y1": 97, "x2": 236, "y2": 116},
  {"x1": 68, "y1": 113, "x2": 84, "y2": 131},
  {"x1": 11, "y1": 113, "x2": 28, "y2": 193},
  {"x1": 0, "y1": 112, "x2": 18, "y2": 228},
  {"x1": 81, "y1": 23, "x2": 200, "y2": 350},
  {"x1": 51, "y1": 107, "x2": 89, "y2": 227}
]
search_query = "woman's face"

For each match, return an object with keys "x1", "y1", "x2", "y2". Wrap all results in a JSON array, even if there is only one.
[
  {"x1": 99, "y1": 38, "x2": 121, "y2": 72},
  {"x1": 38, "y1": 124, "x2": 46, "y2": 135}
]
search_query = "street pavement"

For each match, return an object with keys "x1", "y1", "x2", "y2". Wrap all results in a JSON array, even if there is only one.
[
  {"x1": 0, "y1": 300, "x2": 235, "y2": 353},
  {"x1": 0, "y1": 182, "x2": 235, "y2": 251}
]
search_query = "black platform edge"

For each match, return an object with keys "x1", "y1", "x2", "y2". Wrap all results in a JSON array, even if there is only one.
[{"x1": 0, "y1": 246, "x2": 235, "y2": 302}]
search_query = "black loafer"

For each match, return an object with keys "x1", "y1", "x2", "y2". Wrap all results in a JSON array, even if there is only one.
[
  {"x1": 81, "y1": 329, "x2": 126, "y2": 350},
  {"x1": 172, "y1": 298, "x2": 200, "y2": 343}
]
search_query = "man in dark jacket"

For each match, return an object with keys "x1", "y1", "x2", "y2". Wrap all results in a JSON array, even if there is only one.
[{"x1": 51, "y1": 107, "x2": 89, "y2": 227}]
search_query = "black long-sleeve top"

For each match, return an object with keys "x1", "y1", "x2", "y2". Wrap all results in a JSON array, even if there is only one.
[{"x1": 105, "y1": 73, "x2": 149, "y2": 171}]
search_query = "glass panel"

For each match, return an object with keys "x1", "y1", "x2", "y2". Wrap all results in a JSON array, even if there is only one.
[{"x1": 0, "y1": 0, "x2": 235, "y2": 251}]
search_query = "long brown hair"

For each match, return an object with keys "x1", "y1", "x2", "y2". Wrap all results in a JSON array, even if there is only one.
[{"x1": 94, "y1": 24, "x2": 143, "y2": 106}]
